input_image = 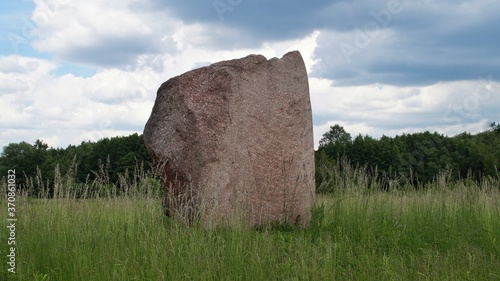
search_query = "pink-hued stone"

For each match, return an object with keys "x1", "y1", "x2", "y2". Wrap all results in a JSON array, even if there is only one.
[{"x1": 144, "y1": 51, "x2": 315, "y2": 228}]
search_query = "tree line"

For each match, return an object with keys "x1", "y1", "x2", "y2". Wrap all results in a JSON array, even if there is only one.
[
  {"x1": 316, "y1": 123, "x2": 500, "y2": 189},
  {"x1": 0, "y1": 133, "x2": 153, "y2": 196},
  {"x1": 1, "y1": 123, "x2": 499, "y2": 195}
]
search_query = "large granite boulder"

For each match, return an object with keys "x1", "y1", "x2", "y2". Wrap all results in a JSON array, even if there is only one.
[{"x1": 143, "y1": 51, "x2": 315, "y2": 228}]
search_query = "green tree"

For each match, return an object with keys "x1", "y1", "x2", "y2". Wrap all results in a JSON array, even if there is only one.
[
  {"x1": 0, "y1": 140, "x2": 51, "y2": 193},
  {"x1": 319, "y1": 124, "x2": 352, "y2": 148},
  {"x1": 489, "y1": 122, "x2": 500, "y2": 132}
]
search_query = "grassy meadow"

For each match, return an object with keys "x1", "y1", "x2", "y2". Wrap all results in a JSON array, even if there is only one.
[{"x1": 1, "y1": 166, "x2": 499, "y2": 280}]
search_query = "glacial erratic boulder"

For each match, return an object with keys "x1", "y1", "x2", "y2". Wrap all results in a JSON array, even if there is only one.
[{"x1": 143, "y1": 51, "x2": 315, "y2": 228}]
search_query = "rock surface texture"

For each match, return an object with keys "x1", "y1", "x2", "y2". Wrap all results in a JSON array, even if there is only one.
[{"x1": 143, "y1": 51, "x2": 315, "y2": 228}]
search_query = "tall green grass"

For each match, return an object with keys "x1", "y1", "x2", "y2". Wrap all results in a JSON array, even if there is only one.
[{"x1": 1, "y1": 163, "x2": 499, "y2": 280}]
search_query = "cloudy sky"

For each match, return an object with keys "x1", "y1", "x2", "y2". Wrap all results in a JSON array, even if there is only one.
[{"x1": 1, "y1": 0, "x2": 499, "y2": 151}]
